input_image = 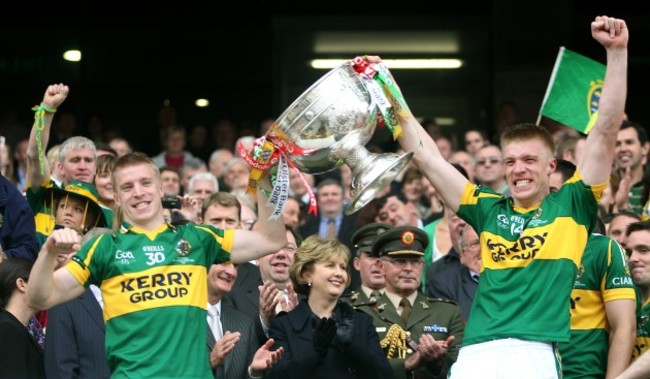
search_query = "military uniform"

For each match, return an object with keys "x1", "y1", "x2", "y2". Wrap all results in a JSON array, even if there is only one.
[
  {"x1": 354, "y1": 293, "x2": 464, "y2": 379},
  {"x1": 342, "y1": 288, "x2": 383, "y2": 308},
  {"x1": 355, "y1": 226, "x2": 465, "y2": 379},
  {"x1": 342, "y1": 222, "x2": 391, "y2": 308}
]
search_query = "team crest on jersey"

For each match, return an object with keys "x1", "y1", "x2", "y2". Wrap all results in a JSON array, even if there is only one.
[
  {"x1": 576, "y1": 263, "x2": 585, "y2": 280},
  {"x1": 175, "y1": 239, "x2": 191, "y2": 256},
  {"x1": 574, "y1": 263, "x2": 586, "y2": 288}
]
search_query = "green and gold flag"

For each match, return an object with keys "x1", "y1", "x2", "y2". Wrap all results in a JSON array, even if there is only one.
[{"x1": 539, "y1": 47, "x2": 606, "y2": 134}]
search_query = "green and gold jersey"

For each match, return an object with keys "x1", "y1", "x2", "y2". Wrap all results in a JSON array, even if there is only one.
[
  {"x1": 26, "y1": 178, "x2": 59, "y2": 238},
  {"x1": 634, "y1": 295, "x2": 650, "y2": 360},
  {"x1": 629, "y1": 182, "x2": 644, "y2": 216},
  {"x1": 67, "y1": 221, "x2": 234, "y2": 379},
  {"x1": 559, "y1": 234, "x2": 635, "y2": 378},
  {"x1": 457, "y1": 172, "x2": 604, "y2": 346}
]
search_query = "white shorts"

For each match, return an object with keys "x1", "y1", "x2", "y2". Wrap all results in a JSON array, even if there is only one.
[{"x1": 448, "y1": 338, "x2": 561, "y2": 379}]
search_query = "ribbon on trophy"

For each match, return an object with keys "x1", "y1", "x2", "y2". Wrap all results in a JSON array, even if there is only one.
[
  {"x1": 238, "y1": 134, "x2": 319, "y2": 217},
  {"x1": 350, "y1": 56, "x2": 410, "y2": 140}
]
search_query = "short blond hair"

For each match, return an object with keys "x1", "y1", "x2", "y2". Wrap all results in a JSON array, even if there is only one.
[
  {"x1": 500, "y1": 123, "x2": 555, "y2": 156},
  {"x1": 289, "y1": 235, "x2": 351, "y2": 296}
]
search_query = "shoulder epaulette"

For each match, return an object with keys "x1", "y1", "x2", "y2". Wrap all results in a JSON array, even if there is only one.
[{"x1": 426, "y1": 297, "x2": 458, "y2": 306}]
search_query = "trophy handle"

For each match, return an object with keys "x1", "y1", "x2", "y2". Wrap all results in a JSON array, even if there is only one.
[{"x1": 344, "y1": 148, "x2": 414, "y2": 215}]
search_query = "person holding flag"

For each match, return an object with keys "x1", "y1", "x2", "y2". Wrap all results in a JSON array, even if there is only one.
[{"x1": 367, "y1": 15, "x2": 628, "y2": 378}]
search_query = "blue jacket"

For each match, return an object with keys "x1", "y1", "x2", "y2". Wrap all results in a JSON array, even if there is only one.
[{"x1": 0, "y1": 175, "x2": 39, "y2": 260}]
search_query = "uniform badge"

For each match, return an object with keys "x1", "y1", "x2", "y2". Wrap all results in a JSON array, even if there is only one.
[
  {"x1": 419, "y1": 301, "x2": 429, "y2": 309},
  {"x1": 401, "y1": 230, "x2": 415, "y2": 246},
  {"x1": 377, "y1": 303, "x2": 386, "y2": 311},
  {"x1": 350, "y1": 292, "x2": 359, "y2": 302},
  {"x1": 423, "y1": 324, "x2": 448, "y2": 333},
  {"x1": 175, "y1": 239, "x2": 192, "y2": 256}
]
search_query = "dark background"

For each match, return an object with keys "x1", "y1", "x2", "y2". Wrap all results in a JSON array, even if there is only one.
[{"x1": 1, "y1": 0, "x2": 647, "y2": 155}]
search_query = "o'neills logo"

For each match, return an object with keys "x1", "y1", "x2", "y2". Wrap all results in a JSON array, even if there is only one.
[{"x1": 121, "y1": 272, "x2": 192, "y2": 303}]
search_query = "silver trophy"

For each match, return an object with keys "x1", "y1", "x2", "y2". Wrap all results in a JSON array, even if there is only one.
[{"x1": 267, "y1": 64, "x2": 413, "y2": 215}]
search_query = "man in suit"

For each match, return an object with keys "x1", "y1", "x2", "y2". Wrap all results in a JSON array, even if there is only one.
[
  {"x1": 207, "y1": 259, "x2": 283, "y2": 378},
  {"x1": 426, "y1": 224, "x2": 480, "y2": 321},
  {"x1": 43, "y1": 228, "x2": 112, "y2": 379},
  {"x1": 227, "y1": 226, "x2": 301, "y2": 345},
  {"x1": 44, "y1": 286, "x2": 110, "y2": 379},
  {"x1": 343, "y1": 222, "x2": 391, "y2": 307},
  {"x1": 355, "y1": 226, "x2": 465, "y2": 379},
  {"x1": 299, "y1": 178, "x2": 359, "y2": 288}
]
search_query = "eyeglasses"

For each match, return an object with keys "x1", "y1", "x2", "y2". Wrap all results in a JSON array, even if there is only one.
[
  {"x1": 382, "y1": 257, "x2": 424, "y2": 268},
  {"x1": 475, "y1": 158, "x2": 502, "y2": 166}
]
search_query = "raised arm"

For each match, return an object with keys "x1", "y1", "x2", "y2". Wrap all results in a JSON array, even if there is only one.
[
  {"x1": 26, "y1": 83, "x2": 69, "y2": 188},
  {"x1": 365, "y1": 56, "x2": 469, "y2": 212},
  {"x1": 578, "y1": 16, "x2": 628, "y2": 186},
  {"x1": 230, "y1": 174, "x2": 288, "y2": 263},
  {"x1": 25, "y1": 227, "x2": 85, "y2": 310}
]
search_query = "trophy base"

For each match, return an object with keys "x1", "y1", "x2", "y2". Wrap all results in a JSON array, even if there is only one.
[{"x1": 345, "y1": 151, "x2": 414, "y2": 216}]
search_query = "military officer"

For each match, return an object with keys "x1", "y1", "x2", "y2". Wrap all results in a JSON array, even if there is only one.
[
  {"x1": 343, "y1": 222, "x2": 392, "y2": 307},
  {"x1": 355, "y1": 226, "x2": 464, "y2": 379}
]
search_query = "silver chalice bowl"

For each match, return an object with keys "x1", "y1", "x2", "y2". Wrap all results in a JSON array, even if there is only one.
[{"x1": 267, "y1": 63, "x2": 413, "y2": 215}]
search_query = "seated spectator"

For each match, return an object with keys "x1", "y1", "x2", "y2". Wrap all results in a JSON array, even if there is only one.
[
  {"x1": 427, "y1": 224, "x2": 480, "y2": 320},
  {"x1": 108, "y1": 137, "x2": 132, "y2": 158},
  {"x1": 152, "y1": 125, "x2": 195, "y2": 170}
]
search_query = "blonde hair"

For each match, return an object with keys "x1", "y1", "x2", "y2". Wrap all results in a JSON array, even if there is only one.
[
  {"x1": 289, "y1": 235, "x2": 351, "y2": 296},
  {"x1": 500, "y1": 123, "x2": 555, "y2": 156}
]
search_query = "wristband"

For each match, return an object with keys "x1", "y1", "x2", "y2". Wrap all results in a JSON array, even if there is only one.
[{"x1": 31, "y1": 103, "x2": 57, "y2": 175}]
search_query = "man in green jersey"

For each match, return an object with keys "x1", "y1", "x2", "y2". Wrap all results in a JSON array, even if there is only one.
[
  {"x1": 26, "y1": 152, "x2": 288, "y2": 378},
  {"x1": 553, "y1": 159, "x2": 636, "y2": 378},
  {"x1": 617, "y1": 221, "x2": 650, "y2": 378},
  {"x1": 368, "y1": 15, "x2": 628, "y2": 378}
]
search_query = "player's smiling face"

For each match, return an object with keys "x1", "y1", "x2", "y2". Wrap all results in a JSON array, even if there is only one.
[
  {"x1": 503, "y1": 138, "x2": 556, "y2": 209},
  {"x1": 114, "y1": 163, "x2": 164, "y2": 229}
]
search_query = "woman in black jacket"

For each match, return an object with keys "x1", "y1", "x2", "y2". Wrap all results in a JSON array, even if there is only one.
[
  {"x1": 265, "y1": 236, "x2": 393, "y2": 379},
  {"x1": 0, "y1": 257, "x2": 45, "y2": 378}
]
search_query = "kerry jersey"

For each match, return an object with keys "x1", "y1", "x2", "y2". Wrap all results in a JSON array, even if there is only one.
[
  {"x1": 456, "y1": 172, "x2": 604, "y2": 346},
  {"x1": 559, "y1": 234, "x2": 635, "y2": 377},
  {"x1": 634, "y1": 294, "x2": 650, "y2": 361},
  {"x1": 67, "y1": 221, "x2": 234, "y2": 378},
  {"x1": 26, "y1": 179, "x2": 59, "y2": 238}
]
